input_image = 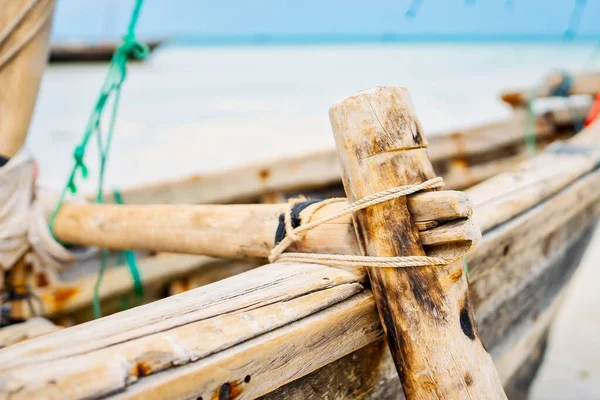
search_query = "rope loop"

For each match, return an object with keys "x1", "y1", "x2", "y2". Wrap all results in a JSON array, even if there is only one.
[{"x1": 269, "y1": 177, "x2": 453, "y2": 269}]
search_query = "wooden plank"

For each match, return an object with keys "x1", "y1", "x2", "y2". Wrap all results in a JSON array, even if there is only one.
[
  {"x1": 259, "y1": 201, "x2": 597, "y2": 400},
  {"x1": 20, "y1": 118, "x2": 600, "y2": 323},
  {"x1": 106, "y1": 103, "x2": 587, "y2": 205},
  {"x1": 443, "y1": 153, "x2": 528, "y2": 191},
  {"x1": 502, "y1": 328, "x2": 550, "y2": 400},
  {"x1": 0, "y1": 318, "x2": 61, "y2": 348},
  {"x1": 0, "y1": 264, "x2": 369, "y2": 399},
  {"x1": 467, "y1": 120, "x2": 600, "y2": 232},
  {"x1": 0, "y1": 165, "x2": 598, "y2": 398},
  {"x1": 261, "y1": 290, "x2": 565, "y2": 400},
  {"x1": 52, "y1": 191, "x2": 473, "y2": 259},
  {"x1": 32, "y1": 254, "x2": 223, "y2": 319},
  {"x1": 121, "y1": 198, "x2": 600, "y2": 400}
]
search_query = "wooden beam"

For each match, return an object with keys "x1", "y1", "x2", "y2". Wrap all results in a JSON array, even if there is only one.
[
  {"x1": 0, "y1": 0, "x2": 54, "y2": 159},
  {"x1": 43, "y1": 119, "x2": 600, "y2": 324},
  {"x1": 328, "y1": 87, "x2": 504, "y2": 398},
  {"x1": 260, "y1": 285, "x2": 568, "y2": 400},
  {"x1": 0, "y1": 318, "x2": 60, "y2": 348},
  {"x1": 32, "y1": 254, "x2": 231, "y2": 319}
]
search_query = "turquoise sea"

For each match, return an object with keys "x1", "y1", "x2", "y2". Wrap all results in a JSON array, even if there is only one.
[{"x1": 29, "y1": 41, "x2": 599, "y2": 192}]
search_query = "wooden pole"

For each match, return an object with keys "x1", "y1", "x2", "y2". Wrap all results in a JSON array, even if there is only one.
[
  {"x1": 0, "y1": 0, "x2": 55, "y2": 161},
  {"x1": 52, "y1": 191, "x2": 478, "y2": 259},
  {"x1": 328, "y1": 87, "x2": 505, "y2": 398}
]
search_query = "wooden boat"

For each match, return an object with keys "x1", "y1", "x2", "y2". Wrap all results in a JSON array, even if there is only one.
[
  {"x1": 3, "y1": 2, "x2": 600, "y2": 398},
  {"x1": 49, "y1": 40, "x2": 163, "y2": 63},
  {"x1": 0, "y1": 72, "x2": 597, "y2": 399},
  {"x1": 9, "y1": 84, "x2": 592, "y2": 320}
]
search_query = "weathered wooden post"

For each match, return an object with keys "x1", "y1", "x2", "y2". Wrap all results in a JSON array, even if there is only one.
[
  {"x1": 0, "y1": 0, "x2": 55, "y2": 161},
  {"x1": 329, "y1": 87, "x2": 506, "y2": 398}
]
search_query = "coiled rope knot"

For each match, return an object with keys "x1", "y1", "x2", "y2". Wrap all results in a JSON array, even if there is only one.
[
  {"x1": 110, "y1": 36, "x2": 149, "y2": 86},
  {"x1": 119, "y1": 35, "x2": 150, "y2": 60},
  {"x1": 269, "y1": 177, "x2": 451, "y2": 268}
]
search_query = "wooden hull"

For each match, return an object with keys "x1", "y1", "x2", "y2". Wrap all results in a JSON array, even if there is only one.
[{"x1": 1, "y1": 80, "x2": 599, "y2": 398}]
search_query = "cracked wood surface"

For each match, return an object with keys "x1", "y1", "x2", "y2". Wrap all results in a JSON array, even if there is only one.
[
  {"x1": 1, "y1": 157, "x2": 599, "y2": 399},
  {"x1": 52, "y1": 191, "x2": 475, "y2": 259},
  {"x1": 328, "y1": 86, "x2": 504, "y2": 399},
  {"x1": 1, "y1": 104, "x2": 599, "y2": 400}
]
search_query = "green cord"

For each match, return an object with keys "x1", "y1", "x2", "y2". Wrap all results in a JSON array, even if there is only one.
[
  {"x1": 524, "y1": 87, "x2": 540, "y2": 156},
  {"x1": 92, "y1": 249, "x2": 110, "y2": 319},
  {"x1": 462, "y1": 256, "x2": 470, "y2": 280},
  {"x1": 49, "y1": 0, "x2": 148, "y2": 318},
  {"x1": 113, "y1": 188, "x2": 144, "y2": 301},
  {"x1": 49, "y1": 0, "x2": 148, "y2": 237}
]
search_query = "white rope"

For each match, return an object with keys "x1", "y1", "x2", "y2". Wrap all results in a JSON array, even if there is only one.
[
  {"x1": 0, "y1": 149, "x2": 94, "y2": 272},
  {"x1": 269, "y1": 177, "x2": 451, "y2": 268}
]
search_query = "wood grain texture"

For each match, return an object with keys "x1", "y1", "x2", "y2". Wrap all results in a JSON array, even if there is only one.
[
  {"x1": 105, "y1": 102, "x2": 587, "y2": 206},
  {"x1": 328, "y1": 87, "x2": 504, "y2": 399},
  {"x1": 0, "y1": 169, "x2": 598, "y2": 399},
  {"x1": 260, "y1": 198, "x2": 597, "y2": 400},
  {"x1": 468, "y1": 119, "x2": 600, "y2": 233},
  {"x1": 52, "y1": 191, "x2": 474, "y2": 259},
  {"x1": 0, "y1": 0, "x2": 54, "y2": 158},
  {"x1": 32, "y1": 255, "x2": 261, "y2": 322},
  {"x1": 0, "y1": 318, "x2": 60, "y2": 348},
  {"x1": 0, "y1": 264, "x2": 372, "y2": 399}
]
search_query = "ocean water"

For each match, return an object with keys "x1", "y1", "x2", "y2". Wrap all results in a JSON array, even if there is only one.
[{"x1": 28, "y1": 41, "x2": 599, "y2": 193}]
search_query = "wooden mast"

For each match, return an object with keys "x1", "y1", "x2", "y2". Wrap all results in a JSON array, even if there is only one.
[
  {"x1": 0, "y1": 0, "x2": 55, "y2": 161},
  {"x1": 329, "y1": 87, "x2": 506, "y2": 398}
]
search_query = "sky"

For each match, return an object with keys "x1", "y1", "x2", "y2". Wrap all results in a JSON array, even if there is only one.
[{"x1": 51, "y1": 0, "x2": 600, "y2": 42}]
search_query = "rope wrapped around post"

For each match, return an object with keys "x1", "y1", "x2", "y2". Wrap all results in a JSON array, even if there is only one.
[{"x1": 269, "y1": 177, "x2": 452, "y2": 267}]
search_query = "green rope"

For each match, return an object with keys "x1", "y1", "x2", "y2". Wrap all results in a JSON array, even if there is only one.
[
  {"x1": 462, "y1": 256, "x2": 470, "y2": 280},
  {"x1": 113, "y1": 188, "x2": 144, "y2": 301},
  {"x1": 48, "y1": 0, "x2": 148, "y2": 318},
  {"x1": 92, "y1": 249, "x2": 109, "y2": 319},
  {"x1": 524, "y1": 87, "x2": 539, "y2": 157}
]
